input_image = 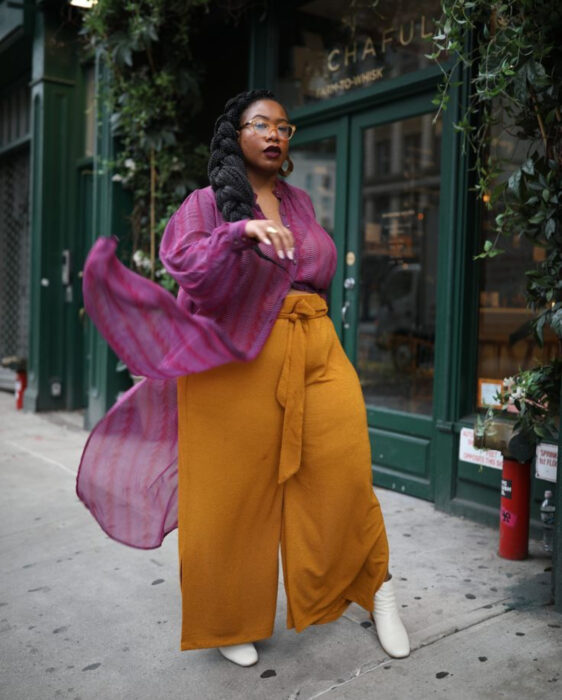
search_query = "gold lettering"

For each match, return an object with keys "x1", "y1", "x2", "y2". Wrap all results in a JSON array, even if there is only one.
[
  {"x1": 361, "y1": 36, "x2": 377, "y2": 60},
  {"x1": 399, "y1": 20, "x2": 414, "y2": 46},
  {"x1": 344, "y1": 42, "x2": 357, "y2": 66},
  {"x1": 312, "y1": 66, "x2": 385, "y2": 99},
  {"x1": 381, "y1": 28, "x2": 395, "y2": 53},
  {"x1": 327, "y1": 48, "x2": 342, "y2": 72},
  {"x1": 420, "y1": 15, "x2": 434, "y2": 39}
]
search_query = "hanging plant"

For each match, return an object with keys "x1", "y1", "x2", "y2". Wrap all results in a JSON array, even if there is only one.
[
  {"x1": 80, "y1": 0, "x2": 211, "y2": 290},
  {"x1": 429, "y1": 0, "x2": 562, "y2": 447}
]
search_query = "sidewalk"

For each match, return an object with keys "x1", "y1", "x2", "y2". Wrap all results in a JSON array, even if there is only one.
[{"x1": 0, "y1": 390, "x2": 560, "y2": 700}]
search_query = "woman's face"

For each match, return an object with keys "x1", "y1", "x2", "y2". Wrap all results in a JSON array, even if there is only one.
[{"x1": 237, "y1": 99, "x2": 290, "y2": 177}]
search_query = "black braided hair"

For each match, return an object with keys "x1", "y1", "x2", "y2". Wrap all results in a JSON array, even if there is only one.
[{"x1": 208, "y1": 89, "x2": 276, "y2": 222}]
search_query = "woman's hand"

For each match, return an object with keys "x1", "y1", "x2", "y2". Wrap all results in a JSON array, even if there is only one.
[{"x1": 244, "y1": 219, "x2": 295, "y2": 260}]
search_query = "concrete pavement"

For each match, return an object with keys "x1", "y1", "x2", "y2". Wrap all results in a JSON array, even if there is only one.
[{"x1": 0, "y1": 390, "x2": 560, "y2": 700}]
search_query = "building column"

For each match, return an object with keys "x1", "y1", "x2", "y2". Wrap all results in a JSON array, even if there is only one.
[
  {"x1": 25, "y1": 5, "x2": 82, "y2": 411},
  {"x1": 83, "y1": 57, "x2": 132, "y2": 429}
]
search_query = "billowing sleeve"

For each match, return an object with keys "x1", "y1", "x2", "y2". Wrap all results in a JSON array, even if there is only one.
[{"x1": 159, "y1": 188, "x2": 255, "y2": 312}]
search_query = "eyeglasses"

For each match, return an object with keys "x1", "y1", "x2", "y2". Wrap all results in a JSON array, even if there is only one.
[{"x1": 239, "y1": 118, "x2": 297, "y2": 141}]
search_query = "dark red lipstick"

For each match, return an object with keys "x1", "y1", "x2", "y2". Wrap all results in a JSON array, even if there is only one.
[{"x1": 263, "y1": 146, "x2": 282, "y2": 158}]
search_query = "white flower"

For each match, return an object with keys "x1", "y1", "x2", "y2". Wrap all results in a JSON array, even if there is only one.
[
  {"x1": 504, "y1": 376, "x2": 515, "y2": 390},
  {"x1": 132, "y1": 250, "x2": 151, "y2": 272},
  {"x1": 111, "y1": 173, "x2": 123, "y2": 182},
  {"x1": 124, "y1": 158, "x2": 136, "y2": 171},
  {"x1": 511, "y1": 387, "x2": 525, "y2": 400}
]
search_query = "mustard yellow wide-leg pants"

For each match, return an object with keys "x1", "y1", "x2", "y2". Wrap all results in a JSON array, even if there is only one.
[{"x1": 176, "y1": 293, "x2": 389, "y2": 651}]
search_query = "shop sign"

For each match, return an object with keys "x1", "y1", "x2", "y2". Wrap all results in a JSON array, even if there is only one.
[
  {"x1": 313, "y1": 16, "x2": 434, "y2": 99},
  {"x1": 535, "y1": 443, "x2": 558, "y2": 483},
  {"x1": 276, "y1": 2, "x2": 443, "y2": 108},
  {"x1": 459, "y1": 428, "x2": 503, "y2": 470}
]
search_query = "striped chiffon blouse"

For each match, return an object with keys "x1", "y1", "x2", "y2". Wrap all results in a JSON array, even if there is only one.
[{"x1": 76, "y1": 180, "x2": 337, "y2": 548}]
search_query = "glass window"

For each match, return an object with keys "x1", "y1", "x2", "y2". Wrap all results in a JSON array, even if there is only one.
[
  {"x1": 287, "y1": 137, "x2": 337, "y2": 235},
  {"x1": 375, "y1": 140, "x2": 391, "y2": 176},
  {"x1": 476, "y1": 131, "x2": 557, "y2": 407},
  {"x1": 357, "y1": 114, "x2": 441, "y2": 415},
  {"x1": 276, "y1": 0, "x2": 443, "y2": 109}
]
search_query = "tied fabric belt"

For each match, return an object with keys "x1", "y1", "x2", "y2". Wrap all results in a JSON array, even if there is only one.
[{"x1": 275, "y1": 295, "x2": 328, "y2": 484}]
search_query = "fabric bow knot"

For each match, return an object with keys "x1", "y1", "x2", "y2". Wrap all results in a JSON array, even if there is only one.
[{"x1": 276, "y1": 296, "x2": 328, "y2": 483}]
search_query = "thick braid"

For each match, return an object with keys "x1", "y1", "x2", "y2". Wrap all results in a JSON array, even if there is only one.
[{"x1": 208, "y1": 89, "x2": 275, "y2": 222}]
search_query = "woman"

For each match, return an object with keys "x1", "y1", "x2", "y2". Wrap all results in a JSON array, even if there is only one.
[{"x1": 77, "y1": 89, "x2": 409, "y2": 668}]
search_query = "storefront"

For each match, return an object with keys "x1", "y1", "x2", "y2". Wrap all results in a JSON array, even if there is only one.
[
  {"x1": 1, "y1": 0, "x2": 555, "y2": 532},
  {"x1": 247, "y1": 0, "x2": 557, "y2": 529}
]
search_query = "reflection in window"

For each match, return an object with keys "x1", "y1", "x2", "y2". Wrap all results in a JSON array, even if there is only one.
[
  {"x1": 276, "y1": 0, "x2": 443, "y2": 109},
  {"x1": 375, "y1": 140, "x2": 391, "y2": 176},
  {"x1": 287, "y1": 137, "x2": 337, "y2": 236},
  {"x1": 476, "y1": 130, "x2": 557, "y2": 406},
  {"x1": 404, "y1": 132, "x2": 421, "y2": 174},
  {"x1": 357, "y1": 114, "x2": 441, "y2": 415}
]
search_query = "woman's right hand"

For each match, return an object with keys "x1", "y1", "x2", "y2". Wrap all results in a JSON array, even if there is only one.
[{"x1": 244, "y1": 219, "x2": 295, "y2": 260}]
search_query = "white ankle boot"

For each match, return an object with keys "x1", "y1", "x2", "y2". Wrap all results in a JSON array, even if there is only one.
[
  {"x1": 218, "y1": 643, "x2": 258, "y2": 667},
  {"x1": 373, "y1": 578, "x2": 410, "y2": 658}
]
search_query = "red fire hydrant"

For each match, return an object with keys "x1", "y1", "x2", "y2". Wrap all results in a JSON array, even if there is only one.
[
  {"x1": 498, "y1": 458, "x2": 531, "y2": 560},
  {"x1": 1, "y1": 356, "x2": 27, "y2": 410},
  {"x1": 15, "y1": 369, "x2": 27, "y2": 410}
]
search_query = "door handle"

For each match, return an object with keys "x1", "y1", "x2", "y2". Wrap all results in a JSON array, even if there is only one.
[{"x1": 341, "y1": 300, "x2": 351, "y2": 329}]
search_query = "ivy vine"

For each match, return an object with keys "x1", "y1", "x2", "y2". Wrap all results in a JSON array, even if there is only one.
[
  {"x1": 81, "y1": 0, "x2": 211, "y2": 291},
  {"x1": 430, "y1": 0, "x2": 562, "y2": 445}
]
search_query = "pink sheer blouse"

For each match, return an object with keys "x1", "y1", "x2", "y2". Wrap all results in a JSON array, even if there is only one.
[{"x1": 76, "y1": 179, "x2": 337, "y2": 548}]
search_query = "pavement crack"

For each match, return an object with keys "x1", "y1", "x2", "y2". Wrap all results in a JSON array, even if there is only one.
[
  {"x1": 417, "y1": 606, "x2": 512, "y2": 650},
  {"x1": 303, "y1": 660, "x2": 392, "y2": 699}
]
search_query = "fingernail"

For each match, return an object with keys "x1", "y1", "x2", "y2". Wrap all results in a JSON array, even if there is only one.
[
  {"x1": 277, "y1": 250, "x2": 285, "y2": 259},
  {"x1": 263, "y1": 237, "x2": 272, "y2": 245},
  {"x1": 287, "y1": 249, "x2": 294, "y2": 260}
]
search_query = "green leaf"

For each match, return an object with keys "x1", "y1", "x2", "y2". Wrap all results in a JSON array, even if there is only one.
[
  {"x1": 551, "y1": 309, "x2": 562, "y2": 337},
  {"x1": 521, "y1": 159, "x2": 535, "y2": 176},
  {"x1": 507, "y1": 170, "x2": 522, "y2": 196},
  {"x1": 534, "y1": 314, "x2": 546, "y2": 346},
  {"x1": 544, "y1": 218, "x2": 556, "y2": 237}
]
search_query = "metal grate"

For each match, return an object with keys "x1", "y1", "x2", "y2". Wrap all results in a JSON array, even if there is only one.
[{"x1": 0, "y1": 146, "x2": 30, "y2": 390}]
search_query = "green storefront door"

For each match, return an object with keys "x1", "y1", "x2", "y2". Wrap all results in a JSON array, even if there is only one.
[{"x1": 290, "y1": 90, "x2": 446, "y2": 500}]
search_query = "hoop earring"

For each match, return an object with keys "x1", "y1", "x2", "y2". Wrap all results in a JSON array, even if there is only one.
[{"x1": 279, "y1": 156, "x2": 294, "y2": 178}]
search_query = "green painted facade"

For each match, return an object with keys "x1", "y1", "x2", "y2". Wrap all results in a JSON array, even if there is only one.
[{"x1": 0, "y1": 0, "x2": 130, "y2": 421}]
